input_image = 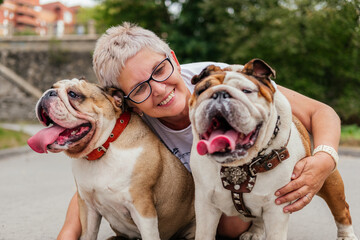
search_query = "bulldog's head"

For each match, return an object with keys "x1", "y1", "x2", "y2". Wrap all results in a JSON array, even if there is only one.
[
  {"x1": 189, "y1": 59, "x2": 280, "y2": 166},
  {"x1": 27, "y1": 78, "x2": 124, "y2": 158}
]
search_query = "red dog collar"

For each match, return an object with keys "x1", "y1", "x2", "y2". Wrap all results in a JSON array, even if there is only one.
[{"x1": 85, "y1": 111, "x2": 131, "y2": 161}]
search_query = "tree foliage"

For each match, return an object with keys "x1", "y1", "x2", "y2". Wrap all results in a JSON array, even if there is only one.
[
  {"x1": 92, "y1": 0, "x2": 172, "y2": 36},
  {"x1": 91, "y1": 0, "x2": 360, "y2": 124}
]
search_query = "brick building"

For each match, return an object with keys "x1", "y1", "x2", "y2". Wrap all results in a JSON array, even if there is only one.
[
  {"x1": 41, "y1": 2, "x2": 79, "y2": 36},
  {"x1": 0, "y1": 0, "x2": 79, "y2": 37}
]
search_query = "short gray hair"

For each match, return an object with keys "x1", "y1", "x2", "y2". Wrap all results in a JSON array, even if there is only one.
[{"x1": 93, "y1": 22, "x2": 172, "y2": 88}]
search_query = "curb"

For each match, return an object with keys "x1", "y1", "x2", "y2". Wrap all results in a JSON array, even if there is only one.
[
  {"x1": 338, "y1": 146, "x2": 360, "y2": 158},
  {"x1": 0, "y1": 145, "x2": 32, "y2": 159}
]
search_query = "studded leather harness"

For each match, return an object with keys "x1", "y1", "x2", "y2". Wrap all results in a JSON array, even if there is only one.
[{"x1": 220, "y1": 116, "x2": 291, "y2": 218}]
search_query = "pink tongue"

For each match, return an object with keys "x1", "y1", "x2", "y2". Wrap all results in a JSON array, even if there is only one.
[
  {"x1": 27, "y1": 125, "x2": 66, "y2": 153},
  {"x1": 197, "y1": 130, "x2": 238, "y2": 155}
]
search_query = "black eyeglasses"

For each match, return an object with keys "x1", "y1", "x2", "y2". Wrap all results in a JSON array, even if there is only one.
[{"x1": 124, "y1": 56, "x2": 174, "y2": 104}]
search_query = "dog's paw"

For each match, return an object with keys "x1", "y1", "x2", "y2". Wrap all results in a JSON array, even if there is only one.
[
  {"x1": 337, "y1": 223, "x2": 359, "y2": 240},
  {"x1": 239, "y1": 231, "x2": 264, "y2": 240}
]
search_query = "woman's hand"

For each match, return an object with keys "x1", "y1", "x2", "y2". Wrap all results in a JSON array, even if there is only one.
[
  {"x1": 276, "y1": 85, "x2": 340, "y2": 213},
  {"x1": 274, "y1": 152, "x2": 335, "y2": 213}
]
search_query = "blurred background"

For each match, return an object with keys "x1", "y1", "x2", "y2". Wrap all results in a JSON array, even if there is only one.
[{"x1": 0, "y1": 0, "x2": 359, "y2": 145}]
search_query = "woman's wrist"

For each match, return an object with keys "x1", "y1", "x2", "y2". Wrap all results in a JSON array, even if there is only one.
[
  {"x1": 313, "y1": 145, "x2": 338, "y2": 170},
  {"x1": 313, "y1": 151, "x2": 337, "y2": 174}
]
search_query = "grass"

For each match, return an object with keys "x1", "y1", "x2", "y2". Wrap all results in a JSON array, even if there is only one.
[
  {"x1": 340, "y1": 124, "x2": 360, "y2": 147},
  {"x1": 0, "y1": 127, "x2": 31, "y2": 150}
]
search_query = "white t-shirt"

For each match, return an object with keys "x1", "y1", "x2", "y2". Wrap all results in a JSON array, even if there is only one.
[
  {"x1": 142, "y1": 62, "x2": 228, "y2": 171},
  {"x1": 142, "y1": 62, "x2": 276, "y2": 172}
]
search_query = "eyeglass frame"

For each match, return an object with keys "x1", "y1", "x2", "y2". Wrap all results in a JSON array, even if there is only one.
[{"x1": 123, "y1": 56, "x2": 174, "y2": 104}]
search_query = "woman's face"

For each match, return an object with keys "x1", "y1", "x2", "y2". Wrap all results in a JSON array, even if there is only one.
[{"x1": 117, "y1": 48, "x2": 191, "y2": 120}]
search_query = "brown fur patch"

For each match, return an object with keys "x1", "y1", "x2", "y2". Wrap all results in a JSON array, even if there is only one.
[
  {"x1": 191, "y1": 65, "x2": 224, "y2": 85},
  {"x1": 292, "y1": 115, "x2": 311, "y2": 156},
  {"x1": 292, "y1": 115, "x2": 353, "y2": 226},
  {"x1": 123, "y1": 114, "x2": 195, "y2": 238},
  {"x1": 106, "y1": 115, "x2": 161, "y2": 218},
  {"x1": 189, "y1": 73, "x2": 225, "y2": 108},
  {"x1": 241, "y1": 59, "x2": 276, "y2": 102},
  {"x1": 241, "y1": 75, "x2": 275, "y2": 103},
  {"x1": 129, "y1": 142, "x2": 162, "y2": 218},
  {"x1": 318, "y1": 170, "x2": 353, "y2": 225}
]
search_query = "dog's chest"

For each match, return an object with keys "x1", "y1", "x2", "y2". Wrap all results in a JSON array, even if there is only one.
[
  {"x1": 72, "y1": 146, "x2": 144, "y2": 234},
  {"x1": 198, "y1": 124, "x2": 307, "y2": 217}
]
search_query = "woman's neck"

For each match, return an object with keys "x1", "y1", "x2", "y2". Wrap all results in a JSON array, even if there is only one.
[{"x1": 158, "y1": 106, "x2": 191, "y2": 130}]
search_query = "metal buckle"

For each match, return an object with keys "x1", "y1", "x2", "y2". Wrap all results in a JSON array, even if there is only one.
[
  {"x1": 273, "y1": 148, "x2": 287, "y2": 163},
  {"x1": 272, "y1": 149, "x2": 281, "y2": 162},
  {"x1": 97, "y1": 145, "x2": 107, "y2": 152},
  {"x1": 248, "y1": 156, "x2": 263, "y2": 176}
]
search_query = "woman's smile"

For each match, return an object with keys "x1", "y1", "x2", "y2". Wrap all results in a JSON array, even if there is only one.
[
  {"x1": 117, "y1": 48, "x2": 191, "y2": 129},
  {"x1": 158, "y1": 89, "x2": 175, "y2": 106}
]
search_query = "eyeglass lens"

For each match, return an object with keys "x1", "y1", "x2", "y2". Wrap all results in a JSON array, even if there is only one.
[{"x1": 129, "y1": 58, "x2": 173, "y2": 103}]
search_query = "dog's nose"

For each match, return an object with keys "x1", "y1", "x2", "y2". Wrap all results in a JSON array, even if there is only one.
[
  {"x1": 45, "y1": 90, "x2": 57, "y2": 97},
  {"x1": 212, "y1": 91, "x2": 230, "y2": 100}
]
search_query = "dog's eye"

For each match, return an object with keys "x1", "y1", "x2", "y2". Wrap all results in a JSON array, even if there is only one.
[
  {"x1": 196, "y1": 88, "x2": 207, "y2": 96},
  {"x1": 196, "y1": 81, "x2": 212, "y2": 96},
  {"x1": 242, "y1": 89, "x2": 252, "y2": 94},
  {"x1": 68, "y1": 91, "x2": 78, "y2": 98}
]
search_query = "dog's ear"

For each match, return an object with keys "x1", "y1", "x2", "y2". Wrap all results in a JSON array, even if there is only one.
[
  {"x1": 242, "y1": 59, "x2": 276, "y2": 102},
  {"x1": 241, "y1": 59, "x2": 276, "y2": 80},
  {"x1": 102, "y1": 86, "x2": 126, "y2": 114},
  {"x1": 242, "y1": 59, "x2": 276, "y2": 93},
  {"x1": 191, "y1": 65, "x2": 223, "y2": 85}
]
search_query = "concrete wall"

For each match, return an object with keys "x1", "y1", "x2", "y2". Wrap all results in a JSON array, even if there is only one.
[{"x1": 0, "y1": 36, "x2": 98, "y2": 122}]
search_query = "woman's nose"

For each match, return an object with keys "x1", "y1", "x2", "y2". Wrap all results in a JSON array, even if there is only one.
[{"x1": 150, "y1": 80, "x2": 166, "y2": 96}]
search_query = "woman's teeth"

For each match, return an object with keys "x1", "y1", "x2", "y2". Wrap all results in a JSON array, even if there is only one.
[{"x1": 159, "y1": 90, "x2": 174, "y2": 106}]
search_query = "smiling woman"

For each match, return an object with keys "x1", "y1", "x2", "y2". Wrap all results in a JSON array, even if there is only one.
[{"x1": 0, "y1": 127, "x2": 30, "y2": 149}]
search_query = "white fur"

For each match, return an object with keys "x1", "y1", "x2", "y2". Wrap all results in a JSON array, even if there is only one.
[
  {"x1": 190, "y1": 69, "x2": 358, "y2": 239},
  {"x1": 73, "y1": 145, "x2": 160, "y2": 240},
  {"x1": 336, "y1": 222, "x2": 358, "y2": 240},
  {"x1": 190, "y1": 75, "x2": 305, "y2": 240}
]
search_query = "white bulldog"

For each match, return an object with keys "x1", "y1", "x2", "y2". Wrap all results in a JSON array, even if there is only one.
[
  {"x1": 188, "y1": 59, "x2": 357, "y2": 240},
  {"x1": 28, "y1": 79, "x2": 195, "y2": 240}
]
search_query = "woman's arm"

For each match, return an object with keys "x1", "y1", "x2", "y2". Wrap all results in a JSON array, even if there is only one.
[
  {"x1": 57, "y1": 193, "x2": 82, "y2": 240},
  {"x1": 275, "y1": 85, "x2": 341, "y2": 213}
]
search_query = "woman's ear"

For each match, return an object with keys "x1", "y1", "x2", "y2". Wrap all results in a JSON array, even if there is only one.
[{"x1": 171, "y1": 50, "x2": 181, "y2": 72}]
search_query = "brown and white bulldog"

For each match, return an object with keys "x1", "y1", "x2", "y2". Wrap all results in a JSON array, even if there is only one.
[
  {"x1": 188, "y1": 60, "x2": 357, "y2": 240},
  {"x1": 27, "y1": 79, "x2": 195, "y2": 240}
]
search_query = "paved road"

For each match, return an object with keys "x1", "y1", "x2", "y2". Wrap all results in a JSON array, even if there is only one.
[{"x1": 0, "y1": 139, "x2": 359, "y2": 239}]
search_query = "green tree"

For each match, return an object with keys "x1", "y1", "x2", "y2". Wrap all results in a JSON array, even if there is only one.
[
  {"x1": 167, "y1": 0, "x2": 222, "y2": 63},
  {"x1": 90, "y1": 0, "x2": 360, "y2": 123},
  {"x1": 170, "y1": 0, "x2": 360, "y2": 123},
  {"x1": 93, "y1": 0, "x2": 173, "y2": 36}
]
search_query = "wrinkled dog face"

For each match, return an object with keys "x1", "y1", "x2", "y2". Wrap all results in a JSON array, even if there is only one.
[
  {"x1": 28, "y1": 78, "x2": 124, "y2": 157},
  {"x1": 189, "y1": 59, "x2": 277, "y2": 165}
]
